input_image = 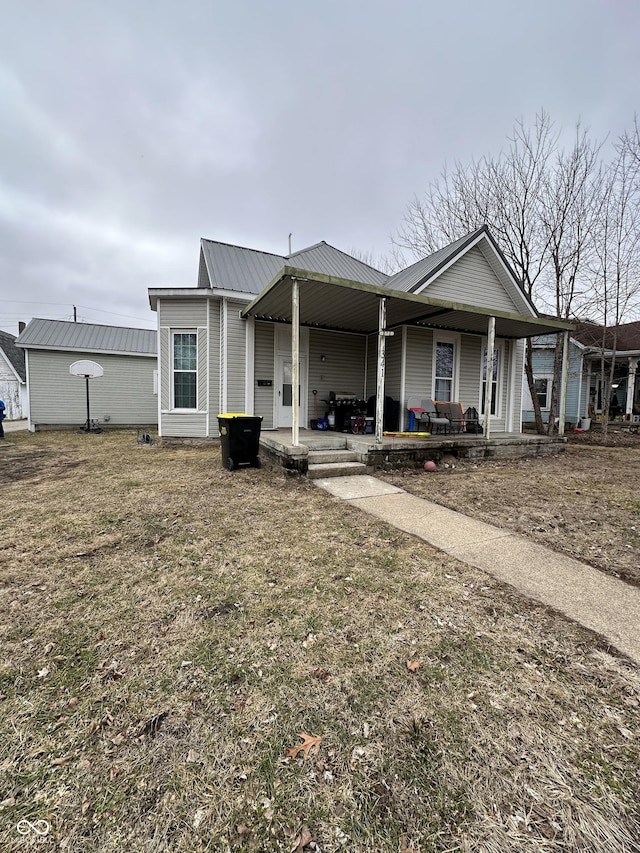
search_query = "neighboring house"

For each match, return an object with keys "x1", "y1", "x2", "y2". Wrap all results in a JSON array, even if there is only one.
[
  {"x1": 16, "y1": 319, "x2": 158, "y2": 431},
  {"x1": 149, "y1": 225, "x2": 572, "y2": 440},
  {"x1": 525, "y1": 321, "x2": 640, "y2": 425},
  {"x1": 0, "y1": 329, "x2": 28, "y2": 419}
]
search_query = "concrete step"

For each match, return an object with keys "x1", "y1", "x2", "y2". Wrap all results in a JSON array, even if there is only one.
[
  {"x1": 302, "y1": 435, "x2": 348, "y2": 451},
  {"x1": 307, "y1": 461, "x2": 368, "y2": 479},
  {"x1": 307, "y1": 449, "x2": 359, "y2": 464}
]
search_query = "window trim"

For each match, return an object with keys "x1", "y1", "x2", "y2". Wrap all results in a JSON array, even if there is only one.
[
  {"x1": 172, "y1": 329, "x2": 198, "y2": 411},
  {"x1": 432, "y1": 332, "x2": 460, "y2": 402}
]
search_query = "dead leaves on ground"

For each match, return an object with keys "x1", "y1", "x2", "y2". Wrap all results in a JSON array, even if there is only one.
[
  {"x1": 284, "y1": 733, "x2": 322, "y2": 760},
  {"x1": 406, "y1": 660, "x2": 421, "y2": 672}
]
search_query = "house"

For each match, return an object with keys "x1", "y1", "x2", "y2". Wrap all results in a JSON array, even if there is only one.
[
  {"x1": 149, "y1": 225, "x2": 573, "y2": 447},
  {"x1": 525, "y1": 320, "x2": 640, "y2": 426},
  {"x1": 16, "y1": 319, "x2": 158, "y2": 431},
  {"x1": 0, "y1": 329, "x2": 28, "y2": 420}
]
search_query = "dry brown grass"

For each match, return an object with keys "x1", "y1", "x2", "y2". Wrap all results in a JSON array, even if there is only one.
[
  {"x1": 380, "y1": 443, "x2": 640, "y2": 586},
  {"x1": 1, "y1": 430, "x2": 639, "y2": 852}
]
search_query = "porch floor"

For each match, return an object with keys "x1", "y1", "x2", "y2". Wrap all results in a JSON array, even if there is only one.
[{"x1": 260, "y1": 428, "x2": 567, "y2": 475}]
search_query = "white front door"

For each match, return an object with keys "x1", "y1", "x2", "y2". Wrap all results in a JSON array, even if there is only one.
[{"x1": 276, "y1": 354, "x2": 307, "y2": 428}]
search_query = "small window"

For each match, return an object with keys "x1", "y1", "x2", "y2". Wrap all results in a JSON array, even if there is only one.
[
  {"x1": 173, "y1": 332, "x2": 197, "y2": 409},
  {"x1": 534, "y1": 377, "x2": 550, "y2": 409},
  {"x1": 434, "y1": 341, "x2": 455, "y2": 401}
]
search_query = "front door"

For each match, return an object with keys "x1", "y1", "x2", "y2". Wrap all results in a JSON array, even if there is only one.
[{"x1": 276, "y1": 355, "x2": 306, "y2": 428}]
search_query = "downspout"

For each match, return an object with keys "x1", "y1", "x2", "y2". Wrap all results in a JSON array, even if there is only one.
[
  {"x1": 375, "y1": 297, "x2": 392, "y2": 446},
  {"x1": 558, "y1": 330, "x2": 569, "y2": 435},
  {"x1": 483, "y1": 316, "x2": 496, "y2": 439},
  {"x1": 291, "y1": 278, "x2": 300, "y2": 448}
]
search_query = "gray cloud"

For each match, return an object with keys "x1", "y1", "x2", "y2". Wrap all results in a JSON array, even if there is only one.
[{"x1": 0, "y1": 0, "x2": 638, "y2": 332}]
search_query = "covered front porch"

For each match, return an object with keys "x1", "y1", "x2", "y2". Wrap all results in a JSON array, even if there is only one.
[
  {"x1": 242, "y1": 266, "x2": 574, "y2": 463},
  {"x1": 260, "y1": 428, "x2": 567, "y2": 477}
]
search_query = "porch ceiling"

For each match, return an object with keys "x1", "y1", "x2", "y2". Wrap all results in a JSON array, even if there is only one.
[{"x1": 241, "y1": 267, "x2": 573, "y2": 339}]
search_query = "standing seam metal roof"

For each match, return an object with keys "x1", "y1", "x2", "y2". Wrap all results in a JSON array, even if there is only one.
[
  {"x1": 199, "y1": 238, "x2": 388, "y2": 294},
  {"x1": 16, "y1": 319, "x2": 157, "y2": 354},
  {"x1": 384, "y1": 228, "x2": 487, "y2": 293}
]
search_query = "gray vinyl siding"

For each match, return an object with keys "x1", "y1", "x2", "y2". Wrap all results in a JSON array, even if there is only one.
[
  {"x1": 365, "y1": 334, "x2": 376, "y2": 399},
  {"x1": 158, "y1": 299, "x2": 208, "y2": 327},
  {"x1": 513, "y1": 340, "x2": 526, "y2": 430},
  {"x1": 224, "y1": 301, "x2": 247, "y2": 413},
  {"x1": 404, "y1": 327, "x2": 434, "y2": 409},
  {"x1": 308, "y1": 330, "x2": 366, "y2": 422},
  {"x1": 208, "y1": 300, "x2": 221, "y2": 433},
  {"x1": 384, "y1": 335, "x2": 402, "y2": 410},
  {"x1": 458, "y1": 334, "x2": 483, "y2": 412},
  {"x1": 254, "y1": 322, "x2": 274, "y2": 429},
  {"x1": 27, "y1": 349, "x2": 157, "y2": 428},
  {"x1": 424, "y1": 247, "x2": 522, "y2": 313},
  {"x1": 160, "y1": 412, "x2": 207, "y2": 437}
]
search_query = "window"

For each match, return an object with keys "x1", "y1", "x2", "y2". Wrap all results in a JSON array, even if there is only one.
[
  {"x1": 434, "y1": 340, "x2": 455, "y2": 401},
  {"x1": 522, "y1": 374, "x2": 551, "y2": 410},
  {"x1": 533, "y1": 378, "x2": 550, "y2": 409},
  {"x1": 481, "y1": 343, "x2": 503, "y2": 416},
  {"x1": 173, "y1": 332, "x2": 197, "y2": 409}
]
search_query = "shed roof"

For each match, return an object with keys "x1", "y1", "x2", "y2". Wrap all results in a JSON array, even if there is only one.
[
  {"x1": 241, "y1": 268, "x2": 573, "y2": 340},
  {"x1": 0, "y1": 330, "x2": 26, "y2": 381},
  {"x1": 16, "y1": 319, "x2": 157, "y2": 356},
  {"x1": 199, "y1": 238, "x2": 387, "y2": 294}
]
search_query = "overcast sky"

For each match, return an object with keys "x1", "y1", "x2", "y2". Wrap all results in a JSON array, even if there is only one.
[{"x1": 0, "y1": 0, "x2": 638, "y2": 333}]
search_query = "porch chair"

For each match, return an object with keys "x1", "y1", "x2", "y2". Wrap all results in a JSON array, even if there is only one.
[
  {"x1": 436, "y1": 401, "x2": 465, "y2": 433},
  {"x1": 464, "y1": 405, "x2": 482, "y2": 434},
  {"x1": 420, "y1": 399, "x2": 450, "y2": 434}
]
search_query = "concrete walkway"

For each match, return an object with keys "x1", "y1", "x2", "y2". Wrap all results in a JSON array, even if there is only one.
[{"x1": 314, "y1": 475, "x2": 640, "y2": 666}]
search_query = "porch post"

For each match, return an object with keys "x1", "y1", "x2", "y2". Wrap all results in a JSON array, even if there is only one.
[
  {"x1": 626, "y1": 357, "x2": 638, "y2": 420},
  {"x1": 483, "y1": 316, "x2": 496, "y2": 440},
  {"x1": 291, "y1": 278, "x2": 300, "y2": 448},
  {"x1": 558, "y1": 330, "x2": 570, "y2": 435},
  {"x1": 375, "y1": 297, "x2": 389, "y2": 446}
]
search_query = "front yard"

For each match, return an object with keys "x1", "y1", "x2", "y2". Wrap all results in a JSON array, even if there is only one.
[{"x1": 0, "y1": 431, "x2": 639, "y2": 852}]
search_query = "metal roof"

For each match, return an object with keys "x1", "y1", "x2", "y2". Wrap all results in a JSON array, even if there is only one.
[
  {"x1": 384, "y1": 229, "x2": 483, "y2": 293},
  {"x1": 16, "y1": 319, "x2": 157, "y2": 356},
  {"x1": 287, "y1": 242, "x2": 388, "y2": 286},
  {"x1": 241, "y1": 268, "x2": 573, "y2": 340},
  {"x1": 199, "y1": 238, "x2": 388, "y2": 295},
  {"x1": 0, "y1": 330, "x2": 26, "y2": 381}
]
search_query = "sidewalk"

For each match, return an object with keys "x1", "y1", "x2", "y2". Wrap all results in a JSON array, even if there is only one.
[{"x1": 314, "y1": 475, "x2": 640, "y2": 666}]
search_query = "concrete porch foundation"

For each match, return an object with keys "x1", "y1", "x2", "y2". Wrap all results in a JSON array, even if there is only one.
[{"x1": 259, "y1": 429, "x2": 567, "y2": 476}]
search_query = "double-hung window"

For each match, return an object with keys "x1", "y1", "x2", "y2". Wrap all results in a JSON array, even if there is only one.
[
  {"x1": 173, "y1": 331, "x2": 197, "y2": 409},
  {"x1": 434, "y1": 340, "x2": 455, "y2": 401}
]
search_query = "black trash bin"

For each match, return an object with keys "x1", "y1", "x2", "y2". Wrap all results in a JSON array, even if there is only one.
[{"x1": 217, "y1": 412, "x2": 263, "y2": 471}]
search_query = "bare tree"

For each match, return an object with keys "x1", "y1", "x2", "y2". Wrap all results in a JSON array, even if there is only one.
[
  {"x1": 537, "y1": 124, "x2": 603, "y2": 434},
  {"x1": 393, "y1": 112, "x2": 562, "y2": 433},
  {"x1": 589, "y1": 134, "x2": 640, "y2": 437}
]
